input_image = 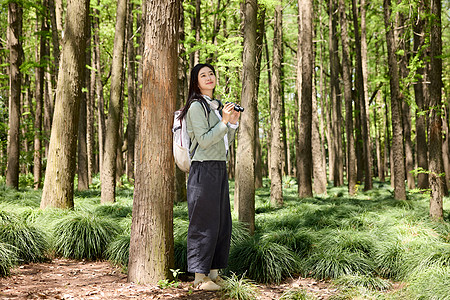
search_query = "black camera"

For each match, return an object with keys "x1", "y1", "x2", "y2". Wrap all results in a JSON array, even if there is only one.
[{"x1": 225, "y1": 101, "x2": 245, "y2": 112}]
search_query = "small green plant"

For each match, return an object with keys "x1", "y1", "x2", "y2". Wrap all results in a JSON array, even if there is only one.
[
  {"x1": 220, "y1": 273, "x2": 259, "y2": 300},
  {"x1": 333, "y1": 274, "x2": 392, "y2": 291},
  {"x1": 157, "y1": 269, "x2": 183, "y2": 289},
  {"x1": 106, "y1": 234, "x2": 130, "y2": 269},
  {"x1": 279, "y1": 288, "x2": 315, "y2": 300}
]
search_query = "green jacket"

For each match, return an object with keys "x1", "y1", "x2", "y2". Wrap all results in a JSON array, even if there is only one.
[{"x1": 186, "y1": 100, "x2": 238, "y2": 162}]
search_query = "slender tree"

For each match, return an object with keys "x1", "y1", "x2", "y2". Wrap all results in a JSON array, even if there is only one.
[
  {"x1": 270, "y1": 3, "x2": 283, "y2": 206},
  {"x1": 297, "y1": 0, "x2": 313, "y2": 198},
  {"x1": 126, "y1": 0, "x2": 136, "y2": 181},
  {"x1": 428, "y1": 0, "x2": 443, "y2": 219},
  {"x1": 101, "y1": 0, "x2": 128, "y2": 203},
  {"x1": 235, "y1": 0, "x2": 258, "y2": 234},
  {"x1": 383, "y1": 0, "x2": 406, "y2": 200},
  {"x1": 339, "y1": 0, "x2": 357, "y2": 195},
  {"x1": 40, "y1": 0, "x2": 90, "y2": 209},
  {"x1": 128, "y1": 0, "x2": 179, "y2": 283},
  {"x1": 6, "y1": 0, "x2": 23, "y2": 189}
]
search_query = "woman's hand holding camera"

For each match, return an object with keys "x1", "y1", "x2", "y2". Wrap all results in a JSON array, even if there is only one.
[{"x1": 222, "y1": 102, "x2": 240, "y2": 125}]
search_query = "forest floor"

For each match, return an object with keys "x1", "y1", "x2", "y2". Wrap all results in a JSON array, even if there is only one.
[{"x1": 0, "y1": 258, "x2": 339, "y2": 300}]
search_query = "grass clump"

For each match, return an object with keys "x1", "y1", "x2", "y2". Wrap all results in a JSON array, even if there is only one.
[
  {"x1": 0, "y1": 242, "x2": 17, "y2": 277},
  {"x1": 279, "y1": 288, "x2": 316, "y2": 300},
  {"x1": 406, "y1": 265, "x2": 450, "y2": 300},
  {"x1": 261, "y1": 228, "x2": 314, "y2": 257},
  {"x1": 53, "y1": 212, "x2": 120, "y2": 260},
  {"x1": 333, "y1": 274, "x2": 391, "y2": 291},
  {"x1": 220, "y1": 273, "x2": 259, "y2": 300},
  {"x1": 94, "y1": 204, "x2": 132, "y2": 218},
  {"x1": 0, "y1": 218, "x2": 48, "y2": 263},
  {"x1": 106, "y1": 234, "x2": 130, "y2": 269},
  {"x1": 227, "y1": 237, "x2": 298, "y2": 284}
]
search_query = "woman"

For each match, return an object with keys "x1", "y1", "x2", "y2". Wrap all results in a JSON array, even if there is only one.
[{"x1": 178, "y1": 63, "x2": 240, "y2": 291}]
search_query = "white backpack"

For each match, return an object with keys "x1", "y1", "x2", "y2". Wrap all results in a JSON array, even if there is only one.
[{"x1": 172, "y1": 101, "x2": 209, "y2": 172}]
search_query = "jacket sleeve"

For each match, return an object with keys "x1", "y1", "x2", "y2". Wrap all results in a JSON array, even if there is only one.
[{"x1": 188, "y1": 102, "x2": 228, "y2": 149}]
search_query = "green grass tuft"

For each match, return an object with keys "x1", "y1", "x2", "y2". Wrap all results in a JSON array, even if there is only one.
[
  {"x1": 333, "y1": 274, "x2": 392, "y2": 291},
  {"x1": 227, "y1": 237, "x2": 298, "y2": 284},
  {"x1": 406, "y1": 265, "x2": 450, "y2": 300},
  {"x1": 0, "y1": 218, "x2": 49, "y2": 263},
  {"x1": 106, "y1": 234, "x2": 130, "y2": 269},
  {"x1": 220, "y1": 272, "x2": 259, "y2": 300},
  {"x1": 279, "y1": 288, "x2": 316, "y2": 300},
  {"x1": 94, "y1": 204, "x2": 132, "y2": 218},
  {"x1": 261, "y1": 228, "x2": 314, "y2": 257},
  {"x1": 0, "y1": 242, "x2": 18, "y2": 277},
  {"x1": 53, "y1": 212, "x2": 121, "y2": 260}
]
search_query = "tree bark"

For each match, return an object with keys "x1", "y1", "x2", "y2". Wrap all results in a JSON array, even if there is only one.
[
  {"x1": 100, "y1": 0, "x2": 128, "y2": 203},
  {"x1": 126, "y1": 1, "x2": 136, "y2": 182},
  {"x1": 127, "y1": 0, "x2": 179, "y2": 284},
  {"x1": 414, "y1": 0, "x2": 429, "y2": 190},
  {"x1": 428, "y1": 0, "x2": 443, "y2": 219},
  {"x1": 328, "y1": 0, "x2": 343, "y2": 187},
  {"x1": 270, "y1": 3, "x2": 283, "y2": 206},
  {"x1": 40, "y1": 0, "x2": 90, "y2": 209},
  {"x1": 383, "y1": 0, "x2": 406, "y2": 200},
  {"x1": 6, "y1": 1, "x2": 23, "y2": 189},
  {"x1": 297, "y1": 0, "x2": 313, "y2": 198},
  {"x1": 352, "y1": 0, "x2": 372, "y2": 191},
  {"x1": 34, "y1": 5, "x2": 46, "y2": 190},
  {"x1": 235, "y1": 0, "x2": 258, "y2": 234},
  {"x1": 339, "y1": 0, "x2": 357, "y2": 195}
]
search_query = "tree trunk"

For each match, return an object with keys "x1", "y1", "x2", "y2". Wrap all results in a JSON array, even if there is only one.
[
  {"x1": 352, "y1": 0, "x2": 372, "y2": 191},
  {"x1": 339, "y1": 0, "x2": 357, "y2": 195},
  {"x1": 126, "y1": 1, "x2": 136, "y2": 182},
  {"x1": 175, "y1": 2, "x2": 187, "y2": 202},
  {"x1": 235, "y1": 0, "x2": 258, "y2": 234},
  {"x1": 383, "y1": 0, "x2": 406, "y2": 200},
  {"x1": 270, "y1": 3, "x2": 283, "y2": 207},
  {"x1": 312, "y1": 80, "x2": 327, "y2": 195},
  {"x1": 127, "y1": 0, "x2": 179, "y2": 284},
  {"x1": 6, "y1": 1, "x2": 23, "y2": 189},
  {"x1": 254, "y1": 7, "x2": 266, "y2": 189},
  {"x1": 328, "y1": 0, "x2": 343, "y2": 187},
  {"x1": 414, "y1": 0, "x2": 429, "y2": 190},
  {"x1": 34, "y1": 6, "x2": 46, "y2": 190},
  {"x1": 297, "y1": 0, "x2": 313, "y2": 198},
  {"x1": 40, "y1": 0, "x2": 90, "y2": 209},
  {"x1": 428, "y1": 0, "x2": 443, "y2": 219},
  {"x1": 100, "y1": 0, "x2": 127, "y2": 203}
]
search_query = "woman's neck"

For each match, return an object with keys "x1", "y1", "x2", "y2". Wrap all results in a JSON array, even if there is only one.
[{"x1": 200, "y1": 90, "x2": 213, "y2": 99}]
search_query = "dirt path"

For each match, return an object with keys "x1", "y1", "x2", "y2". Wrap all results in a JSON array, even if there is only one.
[{"x1": 0, "y1": 259, "x2": 337, "y2": 299}]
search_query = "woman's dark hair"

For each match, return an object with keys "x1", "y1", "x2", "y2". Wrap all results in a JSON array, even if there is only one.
[{"x1": 178, "y1": 63, "x2": 216, "y2": 120}]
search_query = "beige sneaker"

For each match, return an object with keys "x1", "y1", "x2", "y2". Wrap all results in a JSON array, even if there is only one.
[
  {"x1": 195, "y1": 276, "x2": 221, "y2": 291},
  {"x1": 212, "y1": 275, "x2": 225, "y2": 287}
]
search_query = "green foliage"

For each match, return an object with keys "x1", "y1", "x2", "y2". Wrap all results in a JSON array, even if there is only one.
[
  {"x1": 261, "y1": 228, "x2": 314, "y2": 257},
  {"x1": 279, "y1": 288, "x2": 316, "y2": 300},
  {"x1": 0, "y1": 242, "x2": 18, "y2": 277},
  {"x1": 333, "y1": 274, "x2": 392, "y2": 291},
  {"x1": 220, "y1": 273, "x2": 259, "y2": 300},
  {"x1": 106, "y1": 234, "x2": 130, "y2": 269},
  {"x1": 0, "y1": 218, "x2": 48, "y2": 263},
  {"x1": 406, "y1": 266, "x2": 450, "y2": 300},
  {"x1": 227, "y1": 236, "x2": 298, "y2": 284},
  {"x1": 53, "y1": 212, "x2": 121, "y2": 260},
  {"x1": 94, "y1": 203, "x2": 132, "y2": 218}
]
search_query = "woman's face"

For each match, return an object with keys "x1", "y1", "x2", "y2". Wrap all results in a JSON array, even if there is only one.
[{"x1": 197, "y1": 66, "x2": 216, "y2": 95}]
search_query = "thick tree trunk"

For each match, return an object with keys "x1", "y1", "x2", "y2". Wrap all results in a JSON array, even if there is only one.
[
  {"x1": 41, "y1": 0, "x2": 90, "y2": 209},
  {"x1": 312, "y1": 81, "x2": 327, "y2": 195},
  {"x1": 127, "y1": 0, "x2": 179, "y2": 284},
  {"x1": 235, "y1": 0, "x2": 258, "y2": 234},
  {"x1": 270, "y1": 4, "x2": 283, "y2": 207},
  {"x1": 352, "y1": 0, "x2": 372, "y2": 191},
  {"x1": 328, "y1": 0, "x2": 343, "y2": 187},
  {"x1": 34, "y1": 7, "x2": 45, "y2": 190},
  {"x1": 6, "y1": 1, "x2": 23, "y2": 189},
  {"x1": 100, "y1": 0, "x2": 128, "y2": 203},
  {"x1": 297, "y1": 0, "x2": 313, "y2": 198},
  {"x1": 383, "y1": 0, "x2": 406, "y2": 200},
  {"x1": 339, "y1": 0, "x2": 357, "y2": 195},
  {"x1": 428, "y1": 0, "x2": 443, "y2": 219}
]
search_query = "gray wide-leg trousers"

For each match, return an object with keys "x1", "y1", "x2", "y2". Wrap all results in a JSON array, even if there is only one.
[{"x1": 186, "y1": 161, "x2": 232, "y2": 274}]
